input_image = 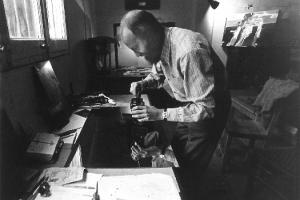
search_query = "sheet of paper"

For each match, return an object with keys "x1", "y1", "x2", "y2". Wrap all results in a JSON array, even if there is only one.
[
  {"x1": 42, "y1": 167, "x2": 85, "y2": 186},
  {"x1": 65, "y1": 173, "x2": 103, "y2": 189},
  {"x1": 99, "y1": 173, "x2": 181, "y2": 200},
  {"x1": 32, "y1": 132, "x2": 58, "y2": 142},
  {"x1": 35, "y1": 173, "x2": 102, "y2": 200},
  {"x1": 53, "y1": 114, "x2": 86, "y2": 134},
  {"x1": 61, "y1": 133, "x2": 76, "y2": 144}
]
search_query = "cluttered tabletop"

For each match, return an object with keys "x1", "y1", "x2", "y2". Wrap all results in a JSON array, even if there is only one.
[
  {"x1": 21, "y1": 167, "x2": 180, "y2": 200},
  {"x1": 17, "y1": 93, "x2": 183, "y2": 200}
]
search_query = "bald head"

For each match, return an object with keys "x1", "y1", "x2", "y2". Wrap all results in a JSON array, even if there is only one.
[
  {"x1": 120, "y1": 10, "x2": 162, "y2": 39},
  {"x1": 119, "y1": 10, "x2": 164, "y2": 64}
]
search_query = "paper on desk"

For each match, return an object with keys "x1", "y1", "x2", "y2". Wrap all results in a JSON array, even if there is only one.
[
  {"x1": 53, "y1": 114, "x2": 86, "y2": 134},
  {"x1": 61, "y1": 133, "x2": 76, "y2": 144},
  {"x1": 65, "y1": 173, "x2": 103, "y2": 189},
  {"x1": 99, "y1": 173, "x2": 181, "y2": 200},
  {"x1": 35, "y1": 173, "x2": 102, "y2": 200},
  {"x1": 35, "y1": 185, "x2": 93, "y2": 200},
  {"x1": 42, "y1": 167, "x2": 85, "y2": 185}
]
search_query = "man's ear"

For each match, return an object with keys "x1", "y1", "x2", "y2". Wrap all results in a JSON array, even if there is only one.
[{"x1": 136, "y1": 25, "x2": 146, "y2": 32}]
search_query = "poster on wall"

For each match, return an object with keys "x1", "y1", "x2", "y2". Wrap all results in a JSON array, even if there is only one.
[{"x1": 222, "y1": 9, "x2": 279, "y2": 47}]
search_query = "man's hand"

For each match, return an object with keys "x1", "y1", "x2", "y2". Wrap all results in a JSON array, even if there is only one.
[
  {"x1": 130, "y1": 142, "x2": 162, "y2": 161},
  {"x1": 131, "y1": 105, "x2": 163, "y2": 122},
  {"x1": 130, "y1": 81, "x2": 143, "y2": 96},
  {"x1": 131, "y1": 142, "x2": 147, "y2": 161}
]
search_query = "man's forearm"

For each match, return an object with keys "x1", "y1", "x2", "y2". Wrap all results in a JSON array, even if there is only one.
[
  {"x1": 164, "y1": 101, "x2": 215, "y2": 122},
  {"x1": 141, "y1": 73, "x2": 164, "y2": 90}
]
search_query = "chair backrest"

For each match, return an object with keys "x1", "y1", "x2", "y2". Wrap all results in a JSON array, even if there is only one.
[
  {"x1": 87, "y1": 36, "x2": 118, "y2": 72},
  {"x1": 227, "y1": 89, "x2": 284, "y2": 141}
]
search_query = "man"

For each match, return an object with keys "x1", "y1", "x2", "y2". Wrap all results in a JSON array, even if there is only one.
[{"x1": 119, "y1": 10, "x2": 230, "y2": 198}]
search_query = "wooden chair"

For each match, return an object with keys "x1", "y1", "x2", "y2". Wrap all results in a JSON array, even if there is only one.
[
  {"x1": 222, "y1": 90, "x2": 283, "y2": 196},
  {"x1": 86, "y1": 36, "x2": 118, "y2": 73}
]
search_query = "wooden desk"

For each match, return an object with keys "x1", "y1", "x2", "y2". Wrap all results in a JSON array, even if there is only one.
[
  {"x1": 18, "y1": 95, "x2": 185, "y2": 200},
  {"x1": 55, "y1": 110, "x2": 91, "y2": 167},
  {"x1": 78, "y1": 94, "x2": 151, "y2": 168},
  {"x1": 21, "y1": 108, "x2": 90, "y2": 169},
  {"x1": 25, "y1": 94, "x2": 150, "y2": 169}
]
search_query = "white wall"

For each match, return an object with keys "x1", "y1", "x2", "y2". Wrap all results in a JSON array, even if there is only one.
[{"x1": 93, "y1": 0, "x2": 197, "y2": 67}]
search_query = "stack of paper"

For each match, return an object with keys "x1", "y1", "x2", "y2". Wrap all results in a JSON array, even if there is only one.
[
  {"x1": 42, "y1": 167, "x2": 85, "y2": 185},
  {"x1": 36, "y1": 168, "x2": 102, "y2": 200},
  {"x1": 36, "y1": 168, "x2": 180, "y2": 200},
  {"x1": 99, "y1": 173, "x2": 181, "y2": 200}
]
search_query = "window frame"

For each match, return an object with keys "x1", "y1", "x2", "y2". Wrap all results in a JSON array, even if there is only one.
[
  {"x1": 42, "y1": 0, "x2": 69, "y2": 57},
  {"x1": 0, "y1": 0, "x2": 69, "y2": 72},
  {"x1": 0, "y1": 1, "x2": 9, "y2": 70}
]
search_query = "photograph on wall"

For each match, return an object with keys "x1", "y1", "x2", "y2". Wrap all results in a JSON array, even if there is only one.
[{"x1": 222, "y1": 9, "x2": 279, "y2": 47}]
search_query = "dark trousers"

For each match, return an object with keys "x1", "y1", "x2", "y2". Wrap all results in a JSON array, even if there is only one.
[
  {"x1": 149, "y1": 88, "x2": 230, "y2": 172},
  {"x1": 160, "y1": 119, "x2": 221, "y2": 199},
  {"x1": 171, "y1": 120, "x2": 220, "y2": 170},
  {"x1": 147, "y1": 88, "x2": 231, "y2": 199}
]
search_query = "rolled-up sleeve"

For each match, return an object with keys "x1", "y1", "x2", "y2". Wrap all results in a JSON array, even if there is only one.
[
  {"x1": 166, "y1": 48, "x2": 215, "y2": 122},
  {"x1": 142, "y1": 62, "x2": 165, "y2": 89}
]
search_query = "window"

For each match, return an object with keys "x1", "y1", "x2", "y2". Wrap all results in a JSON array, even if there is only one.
[
  {"x1": 45, "y1": 0, "x2": 68, "y2": 57},
  {"x1": 0, "y1": 0, "x2": 68, "y2": 70},
  {"x1": 3, "y1": 0, "x2": 44, "y2": 40},
  {"x1": 46, "y1": 0, "x2": 67, "y2": 40}
]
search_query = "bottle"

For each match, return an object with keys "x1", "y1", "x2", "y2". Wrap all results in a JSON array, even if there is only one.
[
  {"x1": 130, "y1": 96, "x2": 146, "y2": 147},
  {"x1": 130, "y1": 97, "x2": 145, "y2": 109}
]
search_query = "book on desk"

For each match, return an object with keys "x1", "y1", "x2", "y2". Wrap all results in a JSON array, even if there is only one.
[{"x1": 26, "y1": 133, "x2": 63, "y2": 163}]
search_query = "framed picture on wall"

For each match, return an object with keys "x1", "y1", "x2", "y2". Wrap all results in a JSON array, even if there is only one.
[
  {"x1": 222, "y1": 9, "x2": 279, "y2": 47},
  {"x1": 125, "y1": 0, "x2": 160, "y2": 10}
]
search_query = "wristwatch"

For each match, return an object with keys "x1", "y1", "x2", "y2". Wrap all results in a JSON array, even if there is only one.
[{"x1": 162, "y1": 108, "x2": 168, "y2": 121}]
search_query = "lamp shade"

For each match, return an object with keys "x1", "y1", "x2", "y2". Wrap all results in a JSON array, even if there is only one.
[{"x1": 208, "y1": 0, "x2": 219, "y2": 9}]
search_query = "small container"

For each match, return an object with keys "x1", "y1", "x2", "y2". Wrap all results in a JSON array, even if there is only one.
[
  {"x1": 130, "y1": 97, "x2": 145, "y2": 126},
  {"x1": 130, "y1": 97, "x2": 145, "y2": 109}
]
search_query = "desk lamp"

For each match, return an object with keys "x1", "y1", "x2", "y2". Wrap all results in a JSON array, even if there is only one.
[{"x1": 208, "y1": 0, "x2": 219, "y2": 9}]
